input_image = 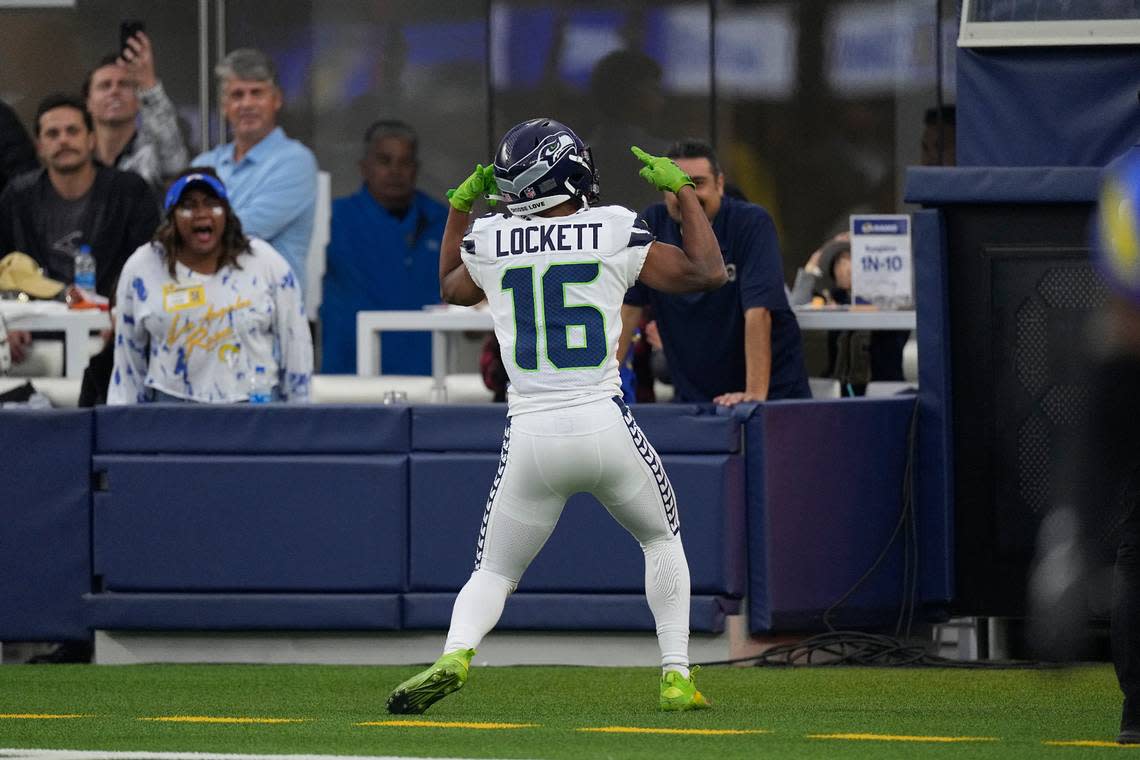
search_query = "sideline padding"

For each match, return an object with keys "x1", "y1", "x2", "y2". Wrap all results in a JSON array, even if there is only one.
[
  {"x1": 406, "y1": 404, "x2": 744, "y2": 613},
  {"x1": 402, "y1": 593, "x2": 738, "y2": 632},
  {"x1": 92, "y1": 455, "x2": 407, "y2": 592},
  {"x1": 904, "y1": 167, "x2": 1100, "y2": 205},
  {"x1": 84, "y1": 593, "x2": 401, "y2": 630},
  {"x1": 95, "y1": 405, "x2": 410, "y2": 454},
  {"x1": 411, "y1": 403, "x2": 740, "y2": 453},
  {"x1": 0, "y1": 410, "x2": 92, "y2": 641},
  {"x1": 747, "y1": 398, "x2": 928, "y2": 632},
  {"x1": 408, "y1": 454, "x2": 745, "y2": 596}
]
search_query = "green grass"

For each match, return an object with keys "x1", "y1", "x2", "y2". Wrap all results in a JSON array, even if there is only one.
[{"x1": 0, "y1": 663, "x2": 1127, "y2": 758}]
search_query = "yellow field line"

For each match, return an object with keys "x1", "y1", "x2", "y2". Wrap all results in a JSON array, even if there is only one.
[
  {"x1": 1044, "y1": 740, "x2": 1140, "y2": 748},
  {"x1": 139, "y1": 716, "x2": 305, "y2": 724},
  {"x1": 359, "y1": 719, "x2": 538, "y2": 729},
  {"x1": 0, "y1": 714, "x2": 93, "y2": 720},
  {"x1": 578, "y1": 726, "x2": 768, "y2": 736},
  {"x1": 808, "y1": 732, "x2": 999, "y2": 743}
]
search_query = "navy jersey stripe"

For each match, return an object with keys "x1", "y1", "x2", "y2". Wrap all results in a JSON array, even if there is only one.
[{"x1": 628, "y1": 230, "x2": 654, "y2": 247}]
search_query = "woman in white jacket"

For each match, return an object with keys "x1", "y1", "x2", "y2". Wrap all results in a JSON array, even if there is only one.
[{"x1": 108, "y1": 167, "x2": 311, "y2": 404}]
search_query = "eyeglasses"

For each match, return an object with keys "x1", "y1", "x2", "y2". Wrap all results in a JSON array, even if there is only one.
[{"x1": 174, "y1": 197, "x2": 225, "y2": 217}]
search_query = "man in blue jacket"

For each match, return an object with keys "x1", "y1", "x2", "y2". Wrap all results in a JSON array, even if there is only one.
[{"x1": 320, "y1": 120, "x2": 447, "y2": 374}]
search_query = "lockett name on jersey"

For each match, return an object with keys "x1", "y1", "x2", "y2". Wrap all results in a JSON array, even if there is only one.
[{"x1": 495, "y1": 222, "x2": 603, "y2": 257}]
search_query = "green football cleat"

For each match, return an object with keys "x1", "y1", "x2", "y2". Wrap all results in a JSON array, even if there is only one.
[
  {"x1": 659, "y1": 666, "x2": 711, "y2": 711},
  {"x1": 386, "y1": 648, "x2": 475, "y2": 715}
]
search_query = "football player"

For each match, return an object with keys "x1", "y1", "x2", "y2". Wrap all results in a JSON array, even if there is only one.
[
  {"x1": 386, "y1": 118, "x2": 726, "y2": 714},
  {"x1": 1029, "y1": 152, "x2": 1140, "y2": 744}
]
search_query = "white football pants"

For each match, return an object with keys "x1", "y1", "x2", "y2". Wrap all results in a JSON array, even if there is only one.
[{"x1": 444, "y1": 396, "x2": 692, "y2": 668}]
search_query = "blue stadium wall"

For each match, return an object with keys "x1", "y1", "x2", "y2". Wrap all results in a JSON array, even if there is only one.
[{"x1": 0, "y1": 399, "x2": 950, "y2": 642}]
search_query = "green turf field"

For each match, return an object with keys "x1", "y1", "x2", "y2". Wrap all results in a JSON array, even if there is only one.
[{"x1": 0, "y1": 663, "x2": 1127, "y2": 758}]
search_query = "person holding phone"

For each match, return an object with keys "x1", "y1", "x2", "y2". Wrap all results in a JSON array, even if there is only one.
[{"x1": 82, "y1": 22, "x2": 188, "y2": 193}]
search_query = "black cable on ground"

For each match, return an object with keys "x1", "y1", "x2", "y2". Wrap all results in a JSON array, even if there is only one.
[{"x1": 697, "y1": 630, "x2": 1052, "y2": 669}]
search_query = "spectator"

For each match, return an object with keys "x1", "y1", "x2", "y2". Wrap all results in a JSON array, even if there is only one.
[
  {"x1": 0, "y1": 93, "x2": 158, "y2": 368},
  {"x1": 83, "y1": 31, "x2": 189, "y2": 193},
  {"x1": 788, "y1": 231, "x2": 848, "y2": 307},
  {"x1": 587, "y1": 49, "x2": 668, "y2": 214},
  {"x1": 478, "y1": 333, "x2": 507, "y2": 402},
  {"x1": 0, "y1": 97, "x2": 37, "y2": 194},
  {"x1": 922, "y1": 105, "x2": 956, "y2": 168},
  {"x1": 319, "y1": 119, "x2": 447, "y2": 374},
  {"x1": 0, "y1": 93, "x2": 158, "y2": 296},
  {"x1": 790, "y1": 233, "x2": 909, "y2": 395},
  {"x1": 620, "y1": 138, "x2": 811, "y2": 405},
  {"x1": 108, "y1": 168, "x2": 311, "y2": 404},
  {"x1": 193, "y1": 48, "x2": 317, "y2": 294}
]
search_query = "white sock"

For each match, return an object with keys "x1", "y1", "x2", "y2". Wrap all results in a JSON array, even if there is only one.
[
  {"x1": 662, "y1": 664, "x2": 691, "y2": 679},
  {"x1": 443, "y1": 568, "x2": 516, "y2": 653},
  {"x1": 643, "y1": 538, "x2": 692, "y2": 672}
]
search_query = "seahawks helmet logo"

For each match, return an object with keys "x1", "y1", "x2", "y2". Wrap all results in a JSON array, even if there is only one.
[
  {"x1": 497, "y1": 132, "x2": 579, "y2": 197},
  {"x1": 536, "y1": 132, "x2": 577, "y2": 167}
]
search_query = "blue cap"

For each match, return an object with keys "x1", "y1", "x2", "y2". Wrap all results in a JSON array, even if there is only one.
[{"x1": 164, "y1": 172, "x2": 229, "y2": 213}]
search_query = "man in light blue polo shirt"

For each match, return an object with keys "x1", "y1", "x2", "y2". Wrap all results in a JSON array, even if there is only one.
[{"x1": 193, "y1": 48, "x2": 316, "y2": 293}]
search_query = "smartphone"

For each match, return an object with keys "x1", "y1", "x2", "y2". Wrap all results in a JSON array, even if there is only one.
[{"x1": 119, "y1": 20, "x2": 145, "y2": 55}]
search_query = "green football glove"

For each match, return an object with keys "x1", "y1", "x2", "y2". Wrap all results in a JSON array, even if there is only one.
[
  {"x1": 446, "y1": 164, "x2": 498, "y2": 212},
  {"x1": 631, "y1": 146, "x2": 695, "y2": 194}
]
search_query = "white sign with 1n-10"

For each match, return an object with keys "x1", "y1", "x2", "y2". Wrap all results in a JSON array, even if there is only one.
[{"x1": 850, "y1": 214, "x2": 913, "y2": 309}]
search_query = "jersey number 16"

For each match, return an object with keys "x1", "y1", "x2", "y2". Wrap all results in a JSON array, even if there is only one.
[{"x1": 501, "y1": 262, "x2": 607, "y2": 371}]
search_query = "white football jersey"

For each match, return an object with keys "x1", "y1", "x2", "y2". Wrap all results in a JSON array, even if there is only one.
[{"x1": 461, "y1": 205, "x2": 653, "y2": 416}]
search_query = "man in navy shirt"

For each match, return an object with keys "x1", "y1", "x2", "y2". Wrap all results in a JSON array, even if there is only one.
[{"x1": 620, "y1": 138, "x2": 810, "y2": 404}]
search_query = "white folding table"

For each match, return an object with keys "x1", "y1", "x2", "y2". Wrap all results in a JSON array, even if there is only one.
[{"x1": 1, "y1": 302, "x2": 111, "y2": 379}]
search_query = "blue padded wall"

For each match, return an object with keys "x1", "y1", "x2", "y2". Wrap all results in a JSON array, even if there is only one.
[
  {"x1": 3, "y1": 404, "x2": 744, "y2": 638},
  {"x1": 0, "y1": 410, "x2": 93, "y2": 640},
  {"x1": 746, "y1": 398, "x2": 943, "y2": 632},
  {"x1": 95, "y1": 404, "x2": 410, "y2": 453},
  {"x1": 912, "y1": 207, "x2": 956, "y2": 608},
  {"x1": 408, "y1": 453, "x2": 744, "y2": 595},
  {"x1": 92, "y1": 454, "x2": 406, "y2": 592},
  {"x1": 402, "y1": 593, "x2": 739, "y2": 633},
  {"x1": 412, "y1": 404, "x2": 740, "y2": 453},
  {"x1": 84, "y1": 593, "x2": 401, "y2": 631}
]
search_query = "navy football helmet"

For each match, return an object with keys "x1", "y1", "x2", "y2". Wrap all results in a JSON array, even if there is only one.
[{"x1": 493, "y1": 118, "x2": 599, "y2": 215}]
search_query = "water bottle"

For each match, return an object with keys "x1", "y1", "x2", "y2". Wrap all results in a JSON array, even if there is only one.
[
  {"x1": 73, "y1": 245, "x2": 96, "y2": 293},
  {"x1": 248, "y1": 365, "x2": 273, "y2": 404}
]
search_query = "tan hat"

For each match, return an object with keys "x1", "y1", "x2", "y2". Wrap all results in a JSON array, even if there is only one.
[{"x1": 0, "y1": 252, "x2": 65, "y2": 299}]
